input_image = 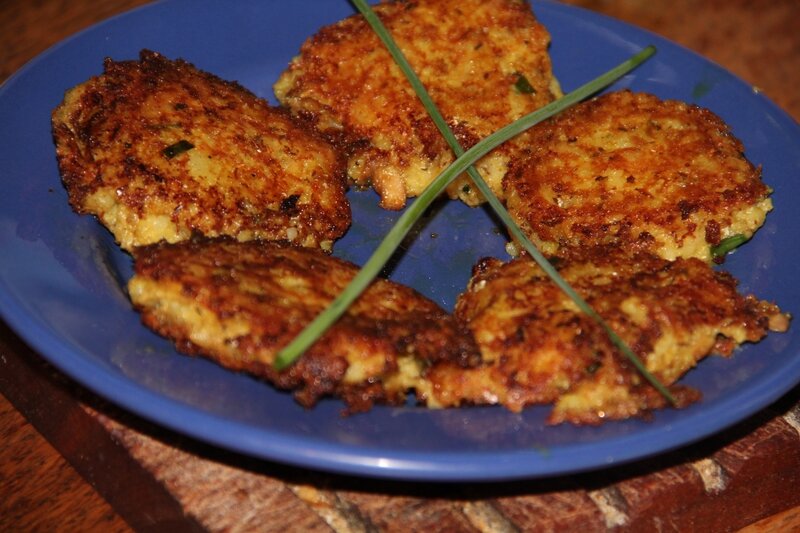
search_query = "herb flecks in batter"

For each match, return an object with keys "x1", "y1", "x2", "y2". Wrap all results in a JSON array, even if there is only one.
[{"x1": 162, "y1": 139, "x2": 194, "y2": 159}]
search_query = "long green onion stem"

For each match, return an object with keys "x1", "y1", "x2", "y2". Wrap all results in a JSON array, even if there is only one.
[{"x1": 277, "y1": 1, "x2": 672, "y2": 406}]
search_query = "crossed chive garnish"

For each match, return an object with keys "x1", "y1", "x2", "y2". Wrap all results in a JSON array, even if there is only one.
[{"x1": 274, "y1": 1, "x2": 674, "y2": 406}]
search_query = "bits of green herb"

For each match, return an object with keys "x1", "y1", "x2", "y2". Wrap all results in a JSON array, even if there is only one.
[
  {"x1": 163, "y1": 139, "x2": 194, "y2": 159},
  {"x1": 513, "y1": 73, "x2": 536, "y2": 94},
  {"x1": 711, "y1": 234, "x2": 749, "y2": 258}
]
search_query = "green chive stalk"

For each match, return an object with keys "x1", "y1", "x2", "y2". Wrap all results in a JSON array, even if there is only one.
[{"x1": 277, "y1": 1, "x2": 672, "y2": 406}]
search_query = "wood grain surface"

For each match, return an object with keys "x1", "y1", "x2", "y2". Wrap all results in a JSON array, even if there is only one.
[
  {"x1": 0, "y1": 393, "x2": 129, "y2": 532},
  {"x1": 2, "y1": 1, "x2": 799, "y2": 532}
]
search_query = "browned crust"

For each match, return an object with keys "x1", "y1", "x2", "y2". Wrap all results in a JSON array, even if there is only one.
[
  {"x1": 425, "y1": 245, "x2": 788, "y2": 424},
  {"x1": 504, "y1": 90, "x2": 771, "y2": 261},
  {"x1": 129, "y1": 238, "x2": 479, "y2": 412},
  {"x1": 52, "y1": 50, "x2": 350, "y2": 251},
  {"x1": 275, "y1": 0, "x2": 560, "y2": 208}
]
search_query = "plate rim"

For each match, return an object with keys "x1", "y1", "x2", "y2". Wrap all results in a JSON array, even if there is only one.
[{"x1": 0, "y1": 0, "x2": 798, "y2": 482}]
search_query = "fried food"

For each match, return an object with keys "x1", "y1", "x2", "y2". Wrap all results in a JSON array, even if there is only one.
[
  {"x1": 422, "y1": 246, "x2": 789, "y2": 424},
  {"x1": 127, "y1": 238, "x2": 479, "y2": 412},
  {"x1": 274, "y1": 0, "x2": 561, "y2": 209},
  {"x1": 504, "y1": 90, "x2": 773, "y2": 262},
  {"x1": 52, "y1": 50, "x2": 350, "y2": 252}
]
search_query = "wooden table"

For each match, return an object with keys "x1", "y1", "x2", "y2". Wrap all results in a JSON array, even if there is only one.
[{"x1": 2, "y1": 1, "x2": 799, "y2": 531}]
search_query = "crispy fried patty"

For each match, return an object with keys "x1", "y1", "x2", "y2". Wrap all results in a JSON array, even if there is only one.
[
  {"x1": 504, "y1": 91, "x2": 773, "y2": 262},
  {"x1": 52, "y1": 50, "x2": 350, "y2": 252},
  {"x1": 422, "y1": 246, "x2": 789, "y2": 424},
  {"x1": 128, "y1": 238, "x2": 479, "y2": 412},
  {"x1": 274, "y1": 0, "x2": 561, "y2": 209}
]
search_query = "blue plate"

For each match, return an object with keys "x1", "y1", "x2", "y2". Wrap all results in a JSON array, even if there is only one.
[{"x1": 0, "y1": 0, "x2": 798, "y2": 481}]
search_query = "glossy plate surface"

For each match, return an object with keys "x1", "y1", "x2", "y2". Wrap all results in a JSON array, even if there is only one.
[{"x1": 0, "y1": 0, "x2": 798, "y2": 481}]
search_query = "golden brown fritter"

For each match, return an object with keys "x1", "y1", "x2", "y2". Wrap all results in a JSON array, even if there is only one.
[
  {"x1": 127, "y1": 237, "x2": 479, "y2": 412},
  {"x1": 504, "y1": 90, "x2": 773, "y2": 262},
  {"x1": 52, "y1": 50, "x2": 350, "y2": 252},
  {"x1": 422, "y1": 246, "x2": 789, "y2": 424},
  {"x1": 274, "y1": 0, "x2": 561, "y2": 210}
]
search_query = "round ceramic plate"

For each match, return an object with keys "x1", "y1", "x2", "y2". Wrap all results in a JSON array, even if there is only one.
[{"x1": 0, "y1": 0, "x2": 798, "y2": 481}]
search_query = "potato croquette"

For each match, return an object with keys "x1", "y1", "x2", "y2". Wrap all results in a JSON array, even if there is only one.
[
  {"x1": 128, "y1": 238, "x2": 480, "y2": 412},
  {"x1": 422, "y1": 246, "x2": 788, "y2": 424},
  {"x1": 504, "y1": 91, "x2": 773, "y2": 262},
  {"x1": 274, "y1": 0, "x2": 561, "y2": 209},
  {"x1": 53, "y1": 50, "x2": 350, "y2": 252}
]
